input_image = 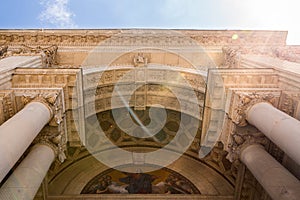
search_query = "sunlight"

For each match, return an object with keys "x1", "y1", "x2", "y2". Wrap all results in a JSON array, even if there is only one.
[{"x1": 227, "y1": 0, "x2": 300, "y2": 44}]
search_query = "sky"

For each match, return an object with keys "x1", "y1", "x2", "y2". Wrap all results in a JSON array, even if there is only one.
[{"x1": 0, "y1": 0, "x2": 300, "y2": 44}]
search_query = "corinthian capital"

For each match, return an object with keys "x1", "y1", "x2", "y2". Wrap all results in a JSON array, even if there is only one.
[
  {"x1": 34, "y1": 126, "x2": 67, "y2": 163},
  {"x1": 232, "y1": 92, "x2": 277, "y2": 126},
  {"x1": 226, "y1": 126, "x2": 268, "y2": 162}
]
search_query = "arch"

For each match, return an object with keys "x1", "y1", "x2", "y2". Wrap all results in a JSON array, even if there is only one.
[{"x1": 48, "y1": 151, "x2": 233, "y2": 196}]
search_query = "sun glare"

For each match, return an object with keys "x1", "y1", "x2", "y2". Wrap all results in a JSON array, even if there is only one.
[{"x1": 226, "y1": 0, "x2": 300, "y2": 44}]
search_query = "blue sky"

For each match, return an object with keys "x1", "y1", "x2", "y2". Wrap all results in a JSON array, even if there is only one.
[{"x1": 0, "y1": 0, "x2": 300, "y2": 44}]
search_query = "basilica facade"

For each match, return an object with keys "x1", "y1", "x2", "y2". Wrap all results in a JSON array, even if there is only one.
[{"x1": 0, "y1": 29, "x2": 299, "y2": 200}]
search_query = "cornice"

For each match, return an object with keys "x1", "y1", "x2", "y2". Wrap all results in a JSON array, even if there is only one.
[{"x1": 0, "y1": 29, "x2": 287, "y2": 47}]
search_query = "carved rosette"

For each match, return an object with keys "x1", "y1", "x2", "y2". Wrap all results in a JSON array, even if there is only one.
[
  {"x1": 232, "y1": 92, "x2": 277, "y2": 126},
  {"x1": 20, "y1": 89, "x2": 67, "y2": 163}
]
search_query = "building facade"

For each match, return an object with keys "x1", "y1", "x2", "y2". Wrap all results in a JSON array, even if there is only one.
[{"x1": 0, "y1": 29, "x2": 299, "y2": 200}]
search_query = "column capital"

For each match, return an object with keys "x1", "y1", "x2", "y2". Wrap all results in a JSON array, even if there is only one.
[
  {"x1": 226, "y1": 125, "x2": 268, "y2": 162},
  {"x1": 18, "y1": 89, "x2": 67, "y2": 163},
  {"x1": 232, "y1": 92, "x2": 278, "y2": 126},
  {"x1": 33, "y1": 126, "x2": 66, "y2": 163},
  {"x1": 19, "y1": 89, "x2": 64, "y2": 126}
]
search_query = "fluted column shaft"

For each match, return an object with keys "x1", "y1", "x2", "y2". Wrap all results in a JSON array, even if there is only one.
[
  {"x1": 241, "y1": 144, "x2": 300, "y2": 200},
  {"x1": 0, "y1": 101, "x2": 52, "y2": 182},
  {"x1": 0, "y1": 144, "x2": 55, "y2": 200},
  {"x1": 246, "y1": 102, "x2": 300, "y2": 165}
]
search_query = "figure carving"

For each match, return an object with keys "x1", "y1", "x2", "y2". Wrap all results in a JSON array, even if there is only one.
[{"x1": 133, "y1": 53, "x2": 148, "y2": 67}]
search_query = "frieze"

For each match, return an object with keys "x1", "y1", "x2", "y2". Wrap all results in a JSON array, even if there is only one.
[
  {"x1": 279, "y1": 92, "x2": 300, "y2": 119},
  {"x1": 222, "y1": 45, "x2": 300, "y2": 68},
  {"x1": 273, "y1": 46, "x2": 300, "y2": 63},
  {"x1": 0, "y1": 31, "x2": 115, "y2": 46},
  {"x1": 0, "y1": 30, "x2": 287, "y2": 47},
  {"x1": 1, "y1": 45, "x2": 58, "y2": 67},
  {"x1": 83, "y1": 68, "x2": 207, "y2": 95}
]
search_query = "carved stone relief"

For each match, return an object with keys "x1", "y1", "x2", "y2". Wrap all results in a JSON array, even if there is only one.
[
  {"x1": 0, "y1": 90, "x2": 16, "y2": 125},
  {"x1": 16, "y1": 88, "x2": 67, "y2": 163},
  {"x1": 226, "y1": 125, "x2": 268, "y2": 163},
  {"x1": 231, "y1": 91, "x2": 280, "y2": 126},
  {"x1": 279, "y1": 92, "x2": 300, "y2": 120},
  {"x1": 0, "y1": 45, "x2": 8, "y2": 57},
  {"x1": 1, "y1": 45, "x2": 58, "y2": 67}
]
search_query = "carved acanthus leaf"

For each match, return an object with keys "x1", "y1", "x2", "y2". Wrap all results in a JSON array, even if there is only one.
[
  {"x1": 226, "y1": 126, "x2": 268, "y2": 162},
  {"x1": 1, "y1": 44, "x2": 58, "y2": 67},
  {"x1": 22, "y1": 90, "x2": 67, "y2": 163},
  {"x1": 20, "y1": 90, "x2": 65, "y2": 127},
  {"x1": 34, "y1": 125, "x2": 67, "y2": 163},
  {"x1": 232, "y1": 92, "x2": 277, "y2": 126}
]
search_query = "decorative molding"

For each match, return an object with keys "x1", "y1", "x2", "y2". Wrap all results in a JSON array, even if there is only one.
[
  {"x1": 0, "y1": 30, "x2": 286, "y2": 48},
  {"x1": 202, "y1": 142, "x2": 236, "y2": 185},
  {"x1": 0, "y1": 31, "x2": 115, "y2": 46},
  {"x1": 273, "y1": 46, "x2": 300, "y2": 63},
  {"x1": 0, "y1": 45, "x2": 8, "y2": 57},
  {"x1": 0, "y1": 90, "x2": 16, "y2": 124},
  {"x1": 133, "y1": 53, "x2": 148, "y2": 67},
  {"x1": 1, "y1": 44, "x2": 58, "y2": 67},
  {"x1": 222, "y1": 46, "x2": 240, "y2": 68},
  {"x1": 279, "y1": 92, "x2": 300, "y2": 120},
  {"x1": 222, "y1": 45, "x2": 300, "y2": 69}
]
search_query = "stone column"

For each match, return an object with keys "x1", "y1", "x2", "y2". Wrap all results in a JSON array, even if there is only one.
[
  {"x1": 246, "y1": 102, "x2": 300, "y2": 165},
  {"x1": 0, "y1": 144, "x2": 55, "y2": 200},
  {"x1": 0, "y1": 101, "x2": 52, "y2": 182},
  {"x1": 241, "y1": 144, "x2": 300, "y2": 200}
]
